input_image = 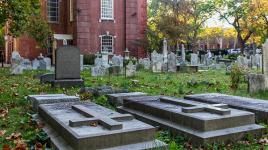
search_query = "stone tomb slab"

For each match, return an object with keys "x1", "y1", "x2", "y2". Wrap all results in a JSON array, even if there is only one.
[
  {"x1": 27, "y1": 94, "x2": 79, "y2": 111},
  {"x1": 107, "y1": 92, "x2": 148, "y2": 106},
  {"x1": 185, "y1": 93, "x2": 268, "y2": 123},
  {"x1": 118, "y1": 96, "x2": 264, "y2": 145},
  {"x1": 38, "y1": 102, "x2": 167, "y2": 150}
]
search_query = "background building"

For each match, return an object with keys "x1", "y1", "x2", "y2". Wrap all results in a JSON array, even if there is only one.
[{"x1": 4, "y1": 0, "x2": 147, "y2": 63}]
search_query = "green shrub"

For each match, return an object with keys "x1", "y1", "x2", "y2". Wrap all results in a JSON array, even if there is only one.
[
  {"x1": 230, "y1": 64, "x2": 245, "y2": 90},
  {"x1": 228, "y1": 54, "x2": 240, "y2": 60},
  {"x1": 84, "y1": 54, "x2": 96, "y2": 65}
]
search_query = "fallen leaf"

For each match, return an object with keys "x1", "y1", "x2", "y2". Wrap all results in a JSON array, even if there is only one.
[
  {"x1": 0, "y1": 108, "x2": 8, "y2": 118},
  {"x1": 89, "y1": 122, "x2": 98, "y2": 127},
  {"x1": 5, "y1": 132, "x2": 21, "y2": 141},
  {"x1": 2, "y1": 144, "x2": 10, "y2": 150},
  {"x1": 0, "y1": 130, "x2": 6, "y2": 136}
]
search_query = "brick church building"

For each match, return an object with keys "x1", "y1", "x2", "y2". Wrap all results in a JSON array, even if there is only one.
[{"x1": 4, "y1": 0, "x2": 147, "y2": 63}]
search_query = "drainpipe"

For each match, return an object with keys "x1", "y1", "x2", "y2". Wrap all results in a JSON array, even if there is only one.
[{"x1": 124, "y1": 0, "x2": 127, "y2": 52}]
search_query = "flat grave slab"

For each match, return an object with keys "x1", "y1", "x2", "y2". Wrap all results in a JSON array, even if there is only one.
[
  {"x1": 185, "y1": 93, "x2": 268, "y2": 123},
  {"x1": 118, "y1": 96, "x2": 264, "y2": 145},
  {"x1": 38, "y1": 101, "x2": 167, "y2": 150},
  {"x1": 107, "y1": 92, "x2": 147, "y2": 106},
  {"x1": 27, "y1": 94, "x2": 79, "y2": 111}
]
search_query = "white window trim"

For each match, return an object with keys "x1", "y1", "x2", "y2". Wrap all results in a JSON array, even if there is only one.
[
  {"x1": 100, "y1": 34, "x2": 115, "y2": 54},
  {"x1": 100, "y1": 0, "x2": 114, "y2": 21},
  {"x1": 47, "y1": 0, "x2": 59, "y2": 23}
]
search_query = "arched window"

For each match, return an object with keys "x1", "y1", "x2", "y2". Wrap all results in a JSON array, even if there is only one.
[
  {"x1": 101, "y1": 35, "x2": 113, "y2": 53},
  {"x1": 47, "y1": 0, "x2": 59, "y2": 23},
  {"x1": 101, "y1": 0, "x2": 114, "y2": 20}
]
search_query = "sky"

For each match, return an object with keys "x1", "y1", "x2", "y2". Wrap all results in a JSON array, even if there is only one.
[{"x1": 205, "y1": 14, "x2": 233, "y2": 28}]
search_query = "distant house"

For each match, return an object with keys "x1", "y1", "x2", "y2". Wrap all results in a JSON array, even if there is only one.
[{"x1": 4, "y1": 0, "x2": 147, "y2": 63}]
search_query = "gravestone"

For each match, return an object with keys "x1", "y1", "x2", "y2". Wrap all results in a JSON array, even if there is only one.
[
  {"x1": 21, "y1": 59, "x2": 32, "y2": 70},
  {"x1": 40, "y1": 73, "x2": 55, "y2": 84},
  {"x1": 94, "y1": 57, "x2": 103, "y2": 66},
  {"x1": 185, "y1": 93, "x2": 268, "y2": 123},
  {"x1": 91, "y1": 66, "x2": 107, "y2": 77},
  {"x1": 181, "y1": 44, "x2": 186, "y2": 62},
  {"x1": 10, "y1": 51, "x2": 23, "y2": 75},
  {"x1": 27, "y1": 94, "x2": 79, "y2": 111},
  {"x1": 107, "y1": 92, "x2": 147, "y2": 106},
  {"x1": 256, "y1": 54, "x2": 262, "y2": 69},
  {"x1": 151, "y1": 51, "x2": 163, "y2": 73},
  {"x1": 32, "y1": 59, "x2": 40, "y2": 70},
  {"x1": 44, "y1": 57, "x2": 52, "y2": 70},
  {"x1": 38, "y1": 101, "x2": 167, "y2": 150},
  {"x1": 168, "y1": 52, "x2": 177, "y2": 72},
  {"x1": 263, "y1": 39, "x2": 268, "y2": 88},
  {"x1": 38, "y1": 59, "x2": 47, "y2": 70},
  {"x1": 163, "y1": 38, "x2": 168, "y2": 64},
  {"x1": 52, "y1": 46, "x2": 84, "y2": 87},
  {"x1": 247, "y1": 74, "x2": 265, "y2": 93},
  {"x1": 118, "y1": 96, "x2": 264, "y2": 145},
  {"x1": 80, "y1": 55, "x2": 84, "y2": 71},
  {"x1": 139, "y1": 58, "x2": 151, "y2": 70},
  {"x1": 126, "y1": 61, "x2": 136, "y2": 77},
  {"x1": 190, "y1": 53, "x2": 198, "y2": 66},
  {"x1": 111, "y1": 55, "x2": 123, "y2": 67}
]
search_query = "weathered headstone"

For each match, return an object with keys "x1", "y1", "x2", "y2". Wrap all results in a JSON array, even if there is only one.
[
  {"x1": 151, "y1": 51, "x2": 163, "y2": 73},
  {"x1": 185, "y1": 93, "x2": 268, "y2": 123},
  {"x1": 111, "y1": 55, "x2": 123, "y2": 67},
  {"x1": 10, "y1": 51, "x2": 23, "y2": 75},
  {"x1": 263, "y1": 39, "x2": 268, "y2": 88},
  {"x1": 181, "y1": 44, "x2": 186, "y2": 62},
  {"x1": 32, "y1": 59, "x2": 40, "y2": 70},
  {"x1": 44, "y1": 57, "x2": 52, "y2": 70},
  {"x1": 52, "y1": 46, "x2": 84, "y2": 87},
  {"x1": 91, "y1": 66, "x2": 107, "y2": 77},
  {"x1": 168, "y1": 52, "x2": 177, "y2": 72},
  {"x1": 190, "y1": 53, "x2": 198, "y2": 66},
  {"x1": 163, "y1": 38, "x2": 168, "y2": 64},
  {"x1": 139, "y1": 58, "x2": 151, "y2": 70},
  {"x1": 21, "y1": 59, "x2": 32, "y2": 70},
  {"x1": 119, "y1": 96, "x2": 264, "y2": 145},
  {"x1": 38, "y1": 59, "x2": 47, "y2": 70},
  {"x1": 247, "y1": 74, "x2": 265, "y2": 93},
  {"x1": 126, "y1": 61, "x2": 136, "y2": 77},
  {"x1": 38, "y1": 101, "x2": 167, "y2": 150}
]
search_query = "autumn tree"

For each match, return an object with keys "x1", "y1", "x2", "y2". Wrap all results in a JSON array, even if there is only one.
[
  {"x1": 148, "y1": 0, "x2": 215, "y2": 52},
  {"x1": 213, "y1": 0, "x2": 265, "y2": 54},
  {"x1": 0, "y1": 0, "x2": 52, "y2": 48}
]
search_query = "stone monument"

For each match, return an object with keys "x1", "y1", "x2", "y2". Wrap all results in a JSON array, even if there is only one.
[
  {"x1": 118, "y1": 96, "x2": 264, "y2": 145},
  {"x1": 37, "y1": 100, "x2": 167, "y2": 150},
  {"x1": 126, "y1": 61, "x2": 136, "y2": 77},
  {"x1": 168, "y1": 52, "x2": 177, "y2": 72},
  {"x1": 10, "y1": 51, "x2": 23, "y2": 75},
  {"x1": 51, "y1": 46, "x2": 84, "y2": 88}
]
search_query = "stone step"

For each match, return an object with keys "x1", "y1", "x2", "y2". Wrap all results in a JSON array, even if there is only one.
[
  {"x1": 118, "y1": 107, "x2": 264, "y2": 145},
  {"x1": 123, "y1": 96, "x2": 256, "y2": 132}
]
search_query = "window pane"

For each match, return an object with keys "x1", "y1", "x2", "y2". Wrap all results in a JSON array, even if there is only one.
[
  {"x1": 101, "y1": 36, "x2": 113, "y2": 53},
  {"x1": 47, "y1": 0, "x2": 59, "y2": 22},
  {"x1": 101, "y1": 0, "x2": 113, "y2": 19}
]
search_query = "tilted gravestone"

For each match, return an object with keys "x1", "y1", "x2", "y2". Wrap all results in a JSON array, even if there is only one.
[
  {"x1": 185, "y1": 93, "x2": 268, "y2": 123},
  {"x1": 52, "y1": 46, "x2": 84, "y2": 87},
  {"x1": 38, "y1": 101, "x2": 167, "y2": 150},
  {"x1": 126, "y1": 61, "x2": 136, "y2": 77},
  {"x1": 118, "y1": 96, "x2": 264, "y2": 145}
]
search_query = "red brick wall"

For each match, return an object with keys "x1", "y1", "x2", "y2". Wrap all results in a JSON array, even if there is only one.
[
  {"x1": 126, "y1": 0, "x2": 147, "y2": 58},
  {"x1": 14, "y1": 0, "x2": 148, "y2": 61}
]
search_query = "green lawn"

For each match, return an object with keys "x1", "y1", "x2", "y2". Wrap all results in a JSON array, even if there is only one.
[{"x1": 0, "y1": 68, "x2": 268, "y2": 149}]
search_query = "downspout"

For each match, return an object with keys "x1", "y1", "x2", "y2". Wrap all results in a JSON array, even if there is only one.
[{"x1": 124, "y1": 0, "x2": 127, "y2": 52}]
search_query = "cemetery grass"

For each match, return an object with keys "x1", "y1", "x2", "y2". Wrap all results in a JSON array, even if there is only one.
[{"x1": 1, "y1": 68, "x2": 268, "y2": 149}]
